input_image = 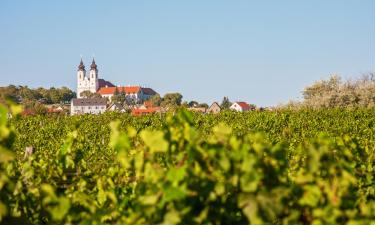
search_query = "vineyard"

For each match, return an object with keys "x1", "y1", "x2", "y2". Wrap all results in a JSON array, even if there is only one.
[{"x1": 0, "y1": 106, "x2": 374, "y2": 224}]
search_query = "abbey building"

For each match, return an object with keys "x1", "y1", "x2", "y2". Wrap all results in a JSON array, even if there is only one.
[
  {"x1": 76, "y1": 58, "x2": 115, "y2": 97},
  {"x1": 72, "y1": 58, "x2": 157, "y2": 115}
]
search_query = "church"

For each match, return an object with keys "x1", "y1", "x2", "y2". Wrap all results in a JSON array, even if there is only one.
[
  {"x1": 76, "y1": 58, "x2": 157, "y2": 102},
  {"x1": 76, "y1": 58, "x2": 115, "y2": 98}
]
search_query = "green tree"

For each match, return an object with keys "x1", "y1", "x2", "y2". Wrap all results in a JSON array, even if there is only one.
[
  {"x1": 149, "y1": 94, "x2": 162, "y2": 106},
  {"x1": 80, "y1": 90, "x2": 102, "y2": 99},
  {"x1": 188, "y1": 101, "x2": 199, "y2": 107},
  {"x1": 198, "y1": 103, "x2": 209, "y2": 108},
  {"x1": 19, "y1": 86, "x2": 41, "y2": 102},
  {"x1": 48, "y1": 87, "x2": 62, "y2": 103},
  {"x1": 23, "y1": 100, "x2": 47, "y2": 115},
  {"x1": 0, "y1": 85, "x2": 19, "y2": 103},
  {"x1": 112, "y1": 91, "x2": 126, "y2": 104},
  {"x1": 220, "y1": 96, "x2": 232, "y2": 109},
  {"x1": 181, "y1": 101, "x2": 189, "y2": 108},
  {"x1": 161, "y1": 93, "x2": 183, "y2": 107},
  {"x1": 59, "y1": 87, "x2": 76, "y2": 103}
]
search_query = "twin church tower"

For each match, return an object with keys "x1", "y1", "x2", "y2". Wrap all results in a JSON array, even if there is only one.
[
  {"x1": 76, "y1": 58, "x2": 99, "y2": 98},
  {"x1": 75, "y1": 58, "x2": 156, "y2": 101}
]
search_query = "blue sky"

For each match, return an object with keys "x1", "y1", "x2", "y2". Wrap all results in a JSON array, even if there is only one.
[{"x1": 1, "y1": 1, "x2": 374, "y2": 106}]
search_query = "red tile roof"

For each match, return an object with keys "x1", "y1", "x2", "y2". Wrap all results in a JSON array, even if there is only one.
[
  {"x1": 98, "y1": 79, "x2": 115, "y2": 89},
  {"x1": 236, "y1": 102, "x2": 251, "y2": 110},
  {"x1": 144, "y1": 101, "x2": 153, "y2": 108},
  {"x1": 98, "y1": 86, "x2": 157, "y2": 95},
  {"x1": 142, "y1": 87, "x2": 157, "y2": 95},
  {"x1": 98, "y1": 86, "x2": 141, "y2": 95},
  {"x1": 97, "y1": 87, "x2": 117, "y2": 95},
  {"x1": 131, "y1": 107, "x2": 160, "y2": 116},
  {"x1": 125, "y1": 86, "x2": 141, "y2": 93},
  {"x1": 47, "y1": 108, "x2": 64, "y2": 113}
]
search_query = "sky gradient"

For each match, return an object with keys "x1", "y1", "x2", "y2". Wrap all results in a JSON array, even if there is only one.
[{"x1": 1, "y1": 1, "x2": 374, "y2": 106}]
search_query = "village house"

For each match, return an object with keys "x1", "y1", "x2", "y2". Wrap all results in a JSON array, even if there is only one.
[
  {"x1": 132, "y1": 107, "x2": 161, "y2": 116},
  {"x1": 131, "y1": 101, "x2": 163, "y2": 116},
  {"x1": 70, "y1": 98, "x2": 107, "y2": 115},
  {"x1": 106, "y1": 102, "x2": 127, "y2": 112},
  {"x1": 207, "y1": 102, "x2": 221, "y2": 114},
  {"x1": 230, "y1": 102, "x2": 253, "y2": 112}
]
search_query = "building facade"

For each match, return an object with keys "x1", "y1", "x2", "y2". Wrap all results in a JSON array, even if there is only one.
[
  {"x1": 98, "y1": 86, "x2": 157, "y2": 102},
  {"x1": 77, "y1": 59, "x2": 99, "y2": 98},
  {"x1": 207, "y1": 102, "x2": 221, "y2": 114},
  {"x1": 230, "y1": 102, "x2": 252, "y2": 112},
  {"x1": 76, "y1": 58, "x2": 115, "y2": 98},
  {"x1": 70, "y1": 98, "x2": 107, "y2": 115}
]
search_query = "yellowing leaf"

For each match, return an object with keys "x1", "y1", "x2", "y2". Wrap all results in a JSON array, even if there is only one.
[{"x1": 140, "y1": 130, "x2": 168, "y2": 153}]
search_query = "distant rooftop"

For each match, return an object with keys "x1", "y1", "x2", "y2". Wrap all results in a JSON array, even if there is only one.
[{"x1": 72, "y1": 98, "x2": 107, "y2": 106}]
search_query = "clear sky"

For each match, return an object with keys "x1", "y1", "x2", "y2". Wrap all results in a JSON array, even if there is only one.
[{"x1": 1, "y1": 1, "x2": 374, "y2": 106}]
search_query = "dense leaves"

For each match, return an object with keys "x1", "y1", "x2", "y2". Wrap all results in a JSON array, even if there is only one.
[
  {"x1": 0, "y1": 108, "x2": 374, "y2": 224},
  {"x1": 0, "y1": 85, "x2": 75, "y2": 104}
]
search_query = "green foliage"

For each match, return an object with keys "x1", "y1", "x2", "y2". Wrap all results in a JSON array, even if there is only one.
[
  {"x1": 161, "y1": 93, "x2": 183, "y2": 107},
  {"x1": 23, "y1": 100, "x2": 48, "y2": 115},
  {"x1": 111, "y1": 91, "x2": 127, "y2": 104},
  {"x1": 0, "y1": 108, "x2": 374, "y2": 224},
  {"x1": 80, "y1": 90, "x2": 102, "y2": 99},
  {"x1": 0, "y1": 85, "x2": 75, "y2": 104},
  {"x1": 220, "y1": 96, "x2": 232, "y2": 109},
  {"x1": 149, "y1": 94, "x2": 162, "y2": 106}
]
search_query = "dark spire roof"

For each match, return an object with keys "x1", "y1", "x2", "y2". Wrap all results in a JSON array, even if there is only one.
[
  {"x1": 78, "y1": 58, "x2": 85, "y2": 71},
  {"x1": 90, "y1": 58, "x2": 97, "y2": 70}
]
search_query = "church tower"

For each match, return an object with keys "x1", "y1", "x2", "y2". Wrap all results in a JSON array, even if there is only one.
[
  {"x1": 77, "y1": 58, "x2": 87, "y2": 98},
  {"x1": 89, "y1": 58, "x2": 99, "y2": 93},
  {"x1": 76, "y1": 57, "x2": 100, "y2": 98}
]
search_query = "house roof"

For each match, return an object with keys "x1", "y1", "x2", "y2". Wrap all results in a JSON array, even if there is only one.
[
  {"x1": 98, "y1": 79, "x2": 115, "y2": 89},
  {"x1": 235, "y1": 102, "x2": 251, "y2": 110},
  {"x1": 131, "y1": 107, "x2": 160, "y2": 116},
  {"x1": 98, "y1": 86, "x2": 157, "y2": 95},
  {"x1": 209, "y1": 102, "x2": 221, "y2": 108},
  {"x1": 142, "y1": 87, "x2": 157, "y2": 95},
  {"x1": 98, "y1": 87, "x2": 117, "y2": 95},
  {"x1": 107, "y1": 102, "x2": 125, "y2": 111},
  {"x1": 144, "y1": 101, "x2": 153, "y2": 108},
  {"x1": 126, "y1": 86, "x2": 141, "y2": 93},
  {"x1": 47, "y1": 108, "x2": 63, "y2": 113},
  {"x1": 72, "y1": 98, "x2": 107, "y2": 106}
]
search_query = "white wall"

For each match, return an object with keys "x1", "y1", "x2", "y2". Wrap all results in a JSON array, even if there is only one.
[
  {"x1": 77, "y1": 70, "x2": 98, "y2": 98},
  {"x1": 230, "y1": 103, "x2": 243, "y2": 112},
  {"x1": 70, "y1": 103, "x2": 106, "y2": 115}
]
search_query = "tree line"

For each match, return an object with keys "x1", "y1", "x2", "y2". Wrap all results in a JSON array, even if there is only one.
[
  {"x1": 0, "y1": 85, "x2": 76, "y2": 104},
  {"x1": 289, "y1": 73, "x2": 375, "y2": 108},
  {"x1": 0, "y1": 85, "x2": 76, "y2": 115}
]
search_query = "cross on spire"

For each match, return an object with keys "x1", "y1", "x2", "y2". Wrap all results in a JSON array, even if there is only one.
[
  {"x1": 90, "y1": 57, "x2": 97, "y2": 70},
  {"x1": 78, "y1": 58, "x2": 85, "y2": 71}
]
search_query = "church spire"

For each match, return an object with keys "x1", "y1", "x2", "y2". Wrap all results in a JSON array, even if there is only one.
[
  {"x1": 78, "y1": 58, "x2": 85, "y2": 71},
  {"x1": 90, "y1": 57, "x2": 97, "y2": 70}
]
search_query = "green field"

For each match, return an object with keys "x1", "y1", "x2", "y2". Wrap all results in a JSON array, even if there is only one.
[{"x1": 1, "y1": 107, "x2": 374, "y2": 224}]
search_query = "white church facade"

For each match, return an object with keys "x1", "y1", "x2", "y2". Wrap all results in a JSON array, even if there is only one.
[
  {"x1": 76, "y1": 58, "x2": 115, "y2": 97},
  {"x1": 75, "y1": 58, "x2": 156, "y2": 101},
  {"x1": 71, "y1": 58, "x2": 157, "y2": 115}
]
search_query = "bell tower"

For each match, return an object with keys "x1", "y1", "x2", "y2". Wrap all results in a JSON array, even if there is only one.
[
  {"x1": 77, "y1": 58, "x2": 87, "y2": 98},
  {"x1": 89, "y1": 58, "x2": 99, "y2": 92}
]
